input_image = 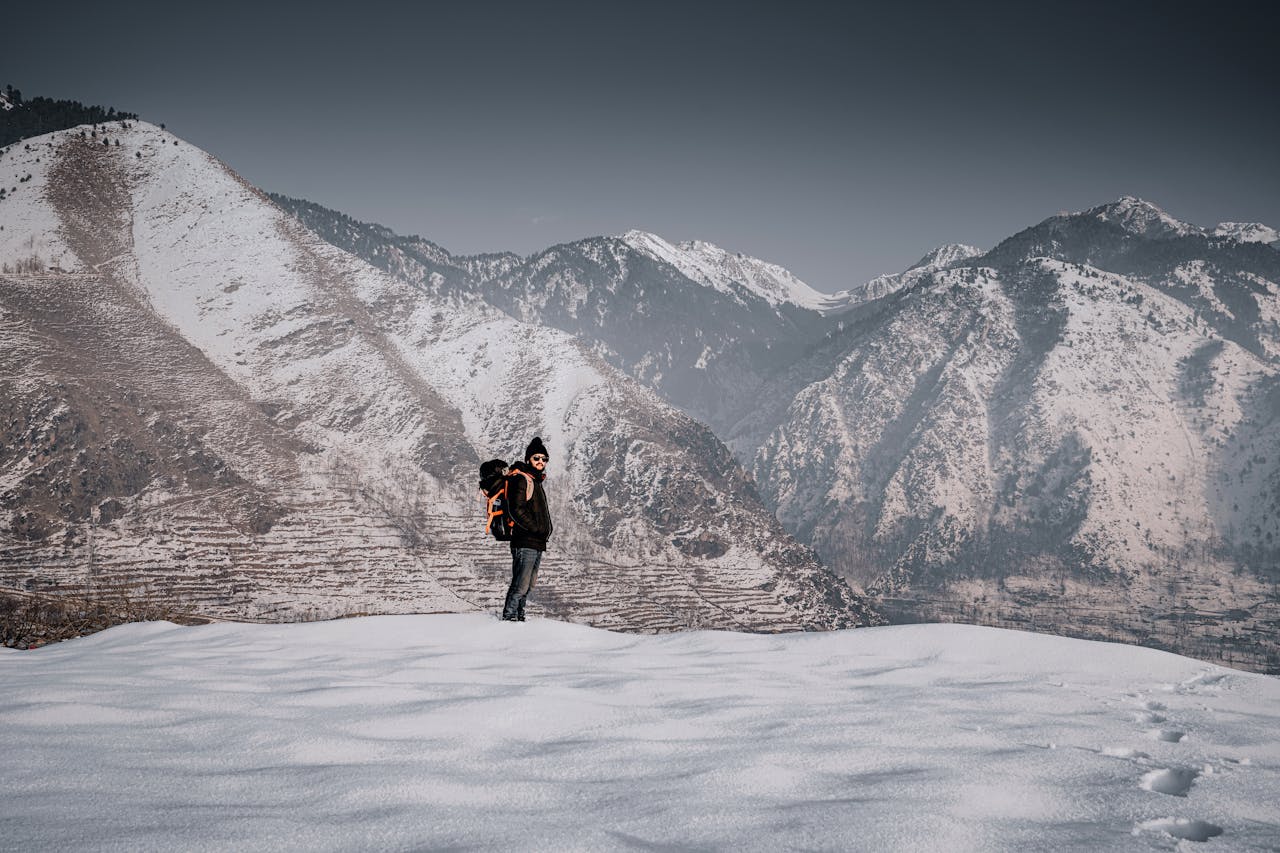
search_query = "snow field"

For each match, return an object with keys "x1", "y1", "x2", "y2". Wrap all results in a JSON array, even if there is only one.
[{"x1": 3, "y1": 616, "x2": 1278, "y2": 851}]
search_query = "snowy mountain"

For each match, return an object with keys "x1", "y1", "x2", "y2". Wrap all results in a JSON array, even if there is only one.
[
  {"x1": 617, "y1": 229, "x2": 832, "y2": 310},
  {"x1": 0, "y1": 123, "x2": 876, "y2": 632},
  {"x1": 270, "y1": 198, "x2": 842, "y2": 446},
  {"x1": 984, "y1": 198, "x2": 1280, "y2": 361},
  {"x1": 6, "y1": 615, "x2": 1280, "y2": 850},
  {"x1": 276, "y1": 192, "x2": 1280, "y2": 671},
  {"x1": 267, "y1": 193, "x2": 497, "y2": 297},
  {"x1": 482, "y1": 233, "x2": 845, "y2": 436},
  {"x1": 1213, "y1": 221, "x2": 1280, "y2": 247},
  {"x1": 756, "y1": 204, "x2": 1280, "y2": 671},
  {"x1": 1086, "y1": 195, "x2": 1204, "y2": 239},
  {"x1": 820, "y1": 242, "x2": 983, "y2": 308},
  {"x1": 619, "y1": 230, "x2": 981, "y2": 316}
]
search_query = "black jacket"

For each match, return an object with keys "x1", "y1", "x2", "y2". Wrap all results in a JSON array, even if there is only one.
[{"x1": 506, "y1": 461, "x2": 553, "y2": 551}]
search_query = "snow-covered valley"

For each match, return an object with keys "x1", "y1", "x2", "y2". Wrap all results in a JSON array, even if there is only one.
[{"x1": 2, "y1": 615, "x2": 1278, "y2": 851}]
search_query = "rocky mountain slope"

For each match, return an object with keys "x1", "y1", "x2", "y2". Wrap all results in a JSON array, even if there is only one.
[
  {"x1": 756, "y1": 199, "x2": 1280, "y2": 670},
  {"x1": 0, "y1": 123, "x2": 876, "y2": 632},
  {"x1": 270, "y1": 195, "x2": 839, "y2": 447},
  {"x1": 282, "y1": 194, "x2": 1280, "y2": 671}
]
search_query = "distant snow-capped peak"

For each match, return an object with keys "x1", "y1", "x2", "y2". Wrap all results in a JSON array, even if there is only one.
[
  {"x1": 1083, "y1": 196, "x2": 1202, "y2": 239},
  {"x1": 618, "y1": 229, "x2": 829, "y2": 311},
  {"x1": 817, "y1": 242, "x2": 985, "y2": 313},
  {"x1": 0, "y1": 92, "x2": 14, "y2": 111},
  {"x1": 1212, "y1": 221, "x2": 1280, "y2": 246},
  {"x1": 906, "y1": 243, "x2": 983, "y2": 272}
]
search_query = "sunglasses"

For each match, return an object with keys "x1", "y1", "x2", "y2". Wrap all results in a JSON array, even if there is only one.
[{"x1": 530, "y1": 455, "x2": 548, "y2": 463}]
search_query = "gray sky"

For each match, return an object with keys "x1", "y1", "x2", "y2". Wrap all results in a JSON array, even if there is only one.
[{"x1": 8, "y1": 1, "x2": 1278, "y2": 291}]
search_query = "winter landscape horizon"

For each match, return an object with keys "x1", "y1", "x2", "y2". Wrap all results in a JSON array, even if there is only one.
[
  {"x1": 4, "y1": 1, "x2": 1279, "y2": 848},
  {"x1": 4, "y1": 108, "x2": 1277, "y2": 668},
  {"x1": 3, "y1": 101, "x2": 1278, "y2": 849}
]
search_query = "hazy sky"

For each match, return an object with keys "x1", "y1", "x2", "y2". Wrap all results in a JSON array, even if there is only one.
[{"x1": 8, "y1": 1, "x2": 1278, "y2": 290}]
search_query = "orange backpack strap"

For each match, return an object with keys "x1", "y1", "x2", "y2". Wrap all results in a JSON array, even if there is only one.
[
  {"x1": 513, "y1": 470, "x2": 534, "y2": 500},
  {"x1": 484, "y1": 481, "x2": 507, "y2": 534}
]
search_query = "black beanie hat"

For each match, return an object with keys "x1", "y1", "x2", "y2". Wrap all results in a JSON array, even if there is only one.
[{"x1": 525, "y1": 436, "x2": 549, "y2": 462}]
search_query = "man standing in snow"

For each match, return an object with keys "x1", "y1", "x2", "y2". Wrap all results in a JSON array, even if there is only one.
[{"x1": 501, "y1": 437, "x2": 554, "y2": 621}]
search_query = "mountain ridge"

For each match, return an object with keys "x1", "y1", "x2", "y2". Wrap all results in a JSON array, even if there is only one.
[
  {"x1": 275, "y1": 191, "x2": 1280, "y2": 672},
  {"x1": 9, "y1": 110, "x2": 1274, "y2": 667},
  {"x1": 1, "y1": 122, "x2": 877, "y2": 633}
]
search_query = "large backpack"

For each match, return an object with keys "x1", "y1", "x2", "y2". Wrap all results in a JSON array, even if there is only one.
[{"x1": 478, "y1": 459, "x2": 515, "y2": 541}]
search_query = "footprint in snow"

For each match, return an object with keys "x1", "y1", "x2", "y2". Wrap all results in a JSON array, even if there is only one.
[
  {"x1": 1140, "y1": 766, "x2": 1198, "y2": 797},
  {"x1": 1125, "y1": 697, "x2": 1169, "y2": 724},
  {"x1": 1148, "y1": 729, "x2": 1186, "y2": 743},
  {"x1": 1124, "y1": 698, "x2": 1183, "y2": 741},
  {"x1": 1135, "y1": 817, "x2": 1223, "y2": 843}
]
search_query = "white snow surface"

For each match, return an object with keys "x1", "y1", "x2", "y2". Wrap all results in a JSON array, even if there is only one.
[{"x1": 4, "y1": 616, "x2": 1278, "y2": 852}]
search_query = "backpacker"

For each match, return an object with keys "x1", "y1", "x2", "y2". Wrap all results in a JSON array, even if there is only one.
[{"x1": 478, "y1": 459, "x2": 514, "y2": 541}]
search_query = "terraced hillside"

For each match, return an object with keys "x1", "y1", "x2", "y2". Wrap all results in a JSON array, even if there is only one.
[{"x1": 0, "y1": 123, "x2": 876, "y2": 633}]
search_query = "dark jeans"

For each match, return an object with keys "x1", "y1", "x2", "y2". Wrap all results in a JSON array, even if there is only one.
[{"x1": 502, "y1": 547, "x2": 542, "y2": 619}]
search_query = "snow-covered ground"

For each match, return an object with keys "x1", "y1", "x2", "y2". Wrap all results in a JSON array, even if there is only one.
[{"x1": 3, "y1": 617, "x2": 1277, "y2": 851}]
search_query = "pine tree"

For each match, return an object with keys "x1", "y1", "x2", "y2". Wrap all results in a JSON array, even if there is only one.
[{"x1": 0, "y1": 92, "x2": 139, "y2": 147}]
